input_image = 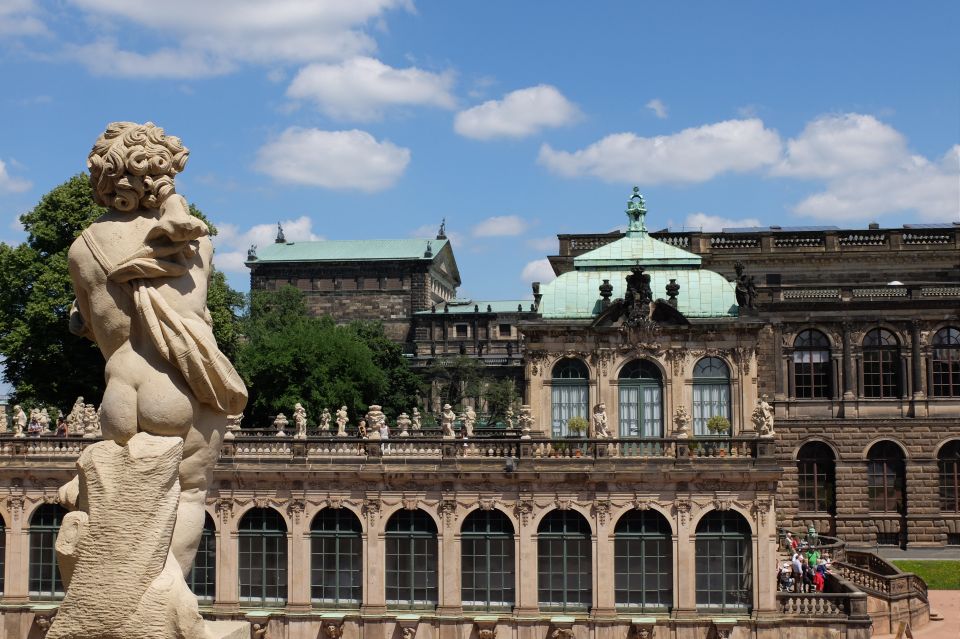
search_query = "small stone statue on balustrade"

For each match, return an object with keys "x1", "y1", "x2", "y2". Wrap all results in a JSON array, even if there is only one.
[
  {"x1": 462, "y1": 405, "x2": 476, "y2": 438},
  {"x1": 441, "y1": 404, "x2": 456, "y2": 439},
  {"x1": 39, "y1": 408, "x2": 51, "y2": 433},
  {"x1": 273, "y1": 412, "x2": 288, "y2": 437},
  {"x1": 411, "y1": 407, "x2": 421, "y2": 432},
  {"x1": 397, "y1": 412, "x2": 411, "y2": 437},
  {"x1": 12, "y1": 405, "x2": 26, "y2": 438},
  {"x1": 67, "y1": 397, "x2": 85, "y2": 435},
  {"x1": 82, "y1": 404, "x2": 99, "y2": 438},
  {"x1": 518, "y1": 405, "x2": 534, "y2": 439},
  {"x1": 335, "y1": 406, "x2": 348, "y2": 436},
  {"x1": 752, "y1": 393, "x2": 775, "y2": 437},
  {"x1": 293, "y1": 403, "x2": 308, "y2": 439},
  {"x1": 0, "y1": 409, "x2": 6, "y2": 433},
  {"x1": 592, "y1": 402, "x2": 611, "y2": 438},
  {"x1": 673, "y1": 405, "x2": 691, "y2": 439},
  {"x1": 357, "y1": 419, "x2": 368, "y2": 439},
  {"x1": 505, "y1": 405, "x2": 514, "y2": 429},
  {"x1": 320, "y1": 407, "x2": 331, "y2": 433}
]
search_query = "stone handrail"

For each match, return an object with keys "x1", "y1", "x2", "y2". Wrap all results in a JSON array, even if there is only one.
[
  {"x1": 777, "y1": 572, "x2": 870, "y2": 621},
  {"x1": 836, "y1": 551, "x2": 928, "y2": 604}
]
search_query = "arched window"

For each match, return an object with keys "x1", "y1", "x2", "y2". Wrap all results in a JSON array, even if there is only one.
[
  {"x1": 461, "y1": 509, "x2": 515, "y2": 610},
  {"x1": 538, "y1": 510, "x2": 591, "y2": 611},
  {"x1": 931, "y1": 327, "x2": 960, "y2": 397},
  {"x1": 695, "y1": 511, "x2": 752, "y2": 612},
  {"x1": 187, "y1": 513, "x2": 217, "y2": 602},
  {"x1": 238, "y1": 508, "x2": 288, "y2": 605},
  {"x1": 551, "y1": 359, "x2": 589, "y2": 437},
  {"x1": 793, "y1": 330, "x2": 832, "y2": 399},
  {"x1": 863, "y1": 329, "x2": 901, "y2": 398},
  {"x1": 29, "y1": 504, "x2": 67, "y2": 600},
  {"x1": 692, "y1": 357, "x2": 731, "y2": 436},
  {"x1": 385, "y1": 509, "x2": 438, "y2": 609},
  {"x1": 311, "y1": 508, "x2": 362, "y2": 606},
  {"x1": 938, "y1": 441, "x2": 960, "y2": 513},
  {"x1": 867, "y1": 442, "x2": 906, "y2": 514},
  {"x1": 614, "y1": 510, "x2": 672, "y2": 611},
  {"x1": 797, "y1": 442, "x2": 836, "y2": 514},
  {"x1": 618, "y1": 360, "x2": 663, "y2": 437}
]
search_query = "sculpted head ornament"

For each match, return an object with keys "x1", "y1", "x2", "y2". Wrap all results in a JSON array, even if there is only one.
[{"x1": 88, "y1": 121, "x2": 189, "y2": 212}]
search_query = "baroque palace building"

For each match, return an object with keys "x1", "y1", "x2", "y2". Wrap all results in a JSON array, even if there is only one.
[{"x1": 0, "y1": 190, "x2": 952, "y2": 639}]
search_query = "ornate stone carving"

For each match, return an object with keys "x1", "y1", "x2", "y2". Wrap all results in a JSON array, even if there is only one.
[
  {"x1": 322, "y1": 622, "x2": 343, "y2": 639},
  {"x1": 592, "y1": 402, "x2": 611, "y2": 439},
  {"x1": 215, "y1": 498, "x2": 233, "y2": 524},
  {"x1": 287, "y1": 499, "x2": 305, "y2": 524},
  {"x1": 664, "y1": 348, "x2": 687, "y2": 376},
  {"x1": 326, "y1": 497, "x2": 344, "y2": 510},
  {"x1": 590, "y1": 349, "x2": 611, "y2": 376},
  {"x1": 335, "y1": 406, "x2": 349, "y2": 437},
  {"x1": 551, "y1": 629, "x2": 575, "y2": 639},
  {"x1": 438, "y1": 499, "x2": 458, "y2": 528},
  {"x1": 362, "y1": 498, "x2": 381, "y2": 523},
  {"x1": 555, "y1": 496, "x2": 573, "y2": 510},
  {"x1": 675, "y1": 499, "x2": 692, "y2": 527},
  {"x1": 515, "y1": 500, "x2": 534, "y2": 526},
  {"x1": 292, "y1": 403, "x2": 307, "y2": 440},
  {"x1": 252, "y1": 622, "x2": 268, "y2": 639},
  {"x1": 478, "y1": 497, "x2": 497, "y2": 511},
  {"x1": 6, "y1": 495, "x2": 24, "y2": 521},
  {"x1": 478, "y1": 629, "x2": 497, "y2": 639},
  {"x1": 633, "y1": 497, "x2": 653, "y2": 511},
  {"x1": 713, "y1": 496, "x2": 733, "y2": 511},
  {"x1": 672, "y1": 406, "x2": 691, "y2": 439},
  {"x1": 593, "y1": 500, "x2": 612, "y2": 525},
  {"x1": 273, "y1": 413, "x2": 288, "y2": 437},
  {"x1": 526, "y1": 349, "x2": 549, "y2": 376},
  {"x1": 752, "y1": 497, "x2": 772, "y2": 527},
  {"x1": 402, "y1": 496, "x2": 419, "y2": 511},
  {"x1": 751, "y1": 394, "x2": 774, "y2": 437}
]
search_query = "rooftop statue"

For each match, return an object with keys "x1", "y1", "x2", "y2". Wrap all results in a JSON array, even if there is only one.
[{"x1": 50, "y1": 122, "x2": 248, "y2": 639}]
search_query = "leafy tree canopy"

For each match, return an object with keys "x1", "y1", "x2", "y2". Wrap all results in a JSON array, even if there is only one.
[{"x1": 0, "y1": 174, "x2": 242, "y2": 411}]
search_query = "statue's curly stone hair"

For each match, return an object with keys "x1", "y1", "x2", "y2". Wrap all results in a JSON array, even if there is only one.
[{"x1": 87, "y1": 121, "x2": 189, "y2": 211}]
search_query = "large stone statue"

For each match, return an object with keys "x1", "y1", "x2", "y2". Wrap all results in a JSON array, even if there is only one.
[
  {"x1": 673, "y1": 405, "x2": 691, "y2": 439},
  {"x1": 462, "y1": 405, "x2": 477, "y2": 438},
  {"x1": 441, "y1": 403, "x2": 456, "y2": 439},
  {"x1": 293, "y1": 403, "x2": 308, "y2": 439},
  {"x1": 752, "y1": 393, "x2": 775, "y2": 437},
  {"x1": 592, "y1": 402, "x2": 610, "y2": 438},
  {"x1": 411, "y1": 407, "x2": 422, "y2": 432},
  {"x1": 319, "y1": 407, "x2": 331, "y2": 433},
  {"x1": 335, "y1": 405, "x2": 349, "y2": 437},
  {"x1": 11, "y1": 404, "x2": 26, "y2": 438},
  {"x1": 51, "y1": 122, "x2": 248, "y2": 639}
]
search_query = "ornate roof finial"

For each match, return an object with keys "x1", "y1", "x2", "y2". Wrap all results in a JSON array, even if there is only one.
[
  {"x1": 625, "y1": 186, "x2": 647, "y2": 236},
  {"x1": 424, "y1": 240, "x2": 433, "y2": 258},
  {"x1": 437, "y1": 217, "x2": 447, "y2": 240},
  {"x1": 275, "y1": 221, "x2": 286, "y2": 243}
]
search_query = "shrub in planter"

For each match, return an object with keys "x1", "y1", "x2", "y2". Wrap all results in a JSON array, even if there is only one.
[
  {"x1": 706, "y1": 415, "x2": 731, "y2": 435},
  {"x1": 567, "y1": 415, "x2": 589, "y2": 437}
]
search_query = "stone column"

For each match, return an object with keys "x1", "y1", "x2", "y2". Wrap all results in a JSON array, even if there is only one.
[
  {"x1": 361, "y1": 503, "x2": 386, "y2": 615},
  {"x1": 752, "y1": 499, "x2": 778, "y2": 616},
  {"x1": 437, "y1": 507, "x2": 462, "y2": 616},
  {"x1": 911, "y1": 320, "x2": 925, "y2": 398},
  {"x1": 592, "y1": 506, "x2": 615, "y2": 618},
  {"x1": 2, "y1": 500, "x2": 29, "y2": 603},
  {"x1": 672, "y1": 501, "x2": 696, "y2": 618},
  {"x1": 214, "y1": 506, "x2": 239, "y2": 612},
  {"x1": 514, "y1": 504, "x2": 538, "y2": 616},
  {"x1": 842, "y1": 323, "x2": 855, "y2": 400},
  {"x1": 773, "y1": 324, "x2": 785, "y2": 400},
  {"x1": 287, "y1": 506, "x2": 310, "y2": 611}
]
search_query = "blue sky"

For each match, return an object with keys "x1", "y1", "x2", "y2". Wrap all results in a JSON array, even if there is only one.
[{"x1": 0, "y1": 1, "x2": 957, "y2": 302}]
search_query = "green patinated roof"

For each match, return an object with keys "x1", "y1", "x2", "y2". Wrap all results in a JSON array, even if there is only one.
[
  {"x1": 538, "y1": 269, "x2": 738, "y2": 319},
  {"x1": 247, "y1": 238, "x2": 449, "y2": 263},
  {"x1": 414, "y1": 299, "x2": 533, "y2": 315},
  {"x1": 574, "y1": 232, "x2": 702, "y2": 268}
]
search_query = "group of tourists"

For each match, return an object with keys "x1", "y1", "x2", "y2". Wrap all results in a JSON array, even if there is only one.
[{"x1": 778, "y1": 531, "x2": 832, "y2": 593}]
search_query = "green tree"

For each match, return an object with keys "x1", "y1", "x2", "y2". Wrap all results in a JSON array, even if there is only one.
[
  {"x1": 482, "y1": 377, "x2": 518, "y2": 427},
  {"x1": 424, "y1": 355, "x2": 484, "y2": 411},
  {"x1": 347, "y1": 320, "x2": 423, "y2": 419},
  {"x1": 0, "y1": 174, "x2": 243, "y2": 410}
]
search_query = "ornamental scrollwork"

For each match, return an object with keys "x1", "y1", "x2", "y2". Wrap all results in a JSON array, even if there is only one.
[{"x1": 515, "y1": 500, "x2": 534, "y2": 526}]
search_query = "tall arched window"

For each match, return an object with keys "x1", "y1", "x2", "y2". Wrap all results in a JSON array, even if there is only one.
[
  {"x1": 695, "y1": 511, "x2": 752, "y2": 612},
  {"x1": 793, "y1": 330, "x2": 832, "y2": 398},
  {"x1": 867, "y1": 441, "x2": 906, "y2": 514},
  {"x1": 938, "y1": 441, "x2": 960, "y2": 513},
  {"x1": 385, "y1": 509, "x2": 438, "y2": 609},
  {"x1": 538, "y1": 510, "x2": 591, "y2": 611},
  {"x1": 863, "y1": 329, "x2": 901, "y2": 398},
  {"x1": 29, "y1": 504, "x2": 67, "y2": 600},
  {"x1": 932, "y1": 327, "x2": 960, "y2": 397},
  {"x1": 614, "y1": 510, "x2": 672, "y2": 611},
  {"x1": 692, "y1": 357, "x2": 731, "y2": 436},
  {"x1": 238, "y1": 508, "x2": 288, "y2": 605},
  {"x1": 187, "y1": 513, "x2": 217, "y2": 603},
  {"x1": 311, "y1": 508, "x2": 362, "y2": 606},
  {"x1": 619, "y1": 360, "x2": 663, "y2": 437},
  {"x1": 551, "y1": 359, "x2": 589, "y2": 437},
  {"x1": 797, "y1": 442, "x2": 836, "y2": 514},
  {"x1": 461, "y1": 509, "x2": 515, "y2": 610}
]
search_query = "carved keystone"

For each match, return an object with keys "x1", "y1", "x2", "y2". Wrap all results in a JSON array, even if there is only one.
[
  {"x1": 549, "y1": 616, "x2": 576, "y2": 639},
  {"x1": 474, "y1": 615, "x2": 499, "y2": 639},
  {"x1": 397, "y1": 614, "x2": 420, "y2": 639},
  {"x1": 630, "y1": 617, "x2": 656, "y2": 639},
  {"x1": 712, "y1": 619, "x2": 736, "y2": 639}
]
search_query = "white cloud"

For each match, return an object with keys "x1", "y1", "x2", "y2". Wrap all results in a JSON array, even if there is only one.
[
  {"x1": 773, "y1": 113, "x2": 908, "y2": 179},
  {"x1": 683, "y1": 212, "x2": 762, "y2": 232},
  {"x1": 538, "y1": 118, "x2": 781, "y2": 184},
  {"x1": 64, "y1": 39, "x2": 234, "y2": 78},
  {"x1": 254, "y1": 127, "x2": 411, "y2": 192},
  {"x1": 526, "y1": 235, "x2": 557, "y2": 252},
  {"x1": 454, "y1": 84, "x2": 579, "y2": 140},
  {"x1": 287, "y1": 56, "x2": 455, "y2": 121},
  {"x1": 61, "y1": 0, "x2": 411, "y2": 77},
  {"x1": 0, "y1": 0, "x2": 48, "y2": 36},
  {"x1": 471, "y1": 215, "x2": 529, "y2": 237},
  {"x1": 521, "y1": 258, "x2": 556, "y2": 284},
  {"x1": 0, "y1": 158, "x2": 31, "y2": 193},
  {"x1": 791, "y1": 145, "x2": 960, "y2": 222},
  {"x1": 646, "y1": 98, "x2": 668, "y2": 119},
  {"x1": 213, "y1": 215, "x2": 322, "y2": 273}
]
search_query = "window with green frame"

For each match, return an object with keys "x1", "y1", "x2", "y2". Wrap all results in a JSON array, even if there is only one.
[
  {"x1": 695, "y1": 511, "x2": 752, "y2": 612},
  {"x1": 461, "y1": 509, "x2": 515, "y2": 610},
  {"x1": 311, "y1": 508, "x2": 363, "y2": 606},
  {"x1": 692, "y1": 357, "x2": 730, "y2": 436},
  {"x1": 187, "y1": 513, "x2": 217, "y2": 602},
  {"x1": 618, "y1": 359, "x2": 663, "y2": 437},
  {"x1": 614, "y1": 510, "x2": 672, "y2": 611},
  {"x1": 385, "y1": 509, "x2": 437, "y2": 609},
  {"x1": 551, "y1": 359, "x2": 589, "y2": 437},
  {"x1": 238, "y1": 508, "x2": 288, "y2": 606},
  {"x1": 537, "y1": 510, "x2": 592, "y2": 611},
  {"x1": 29, "y1": 504, "x2": 67, "y2": 600}
]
